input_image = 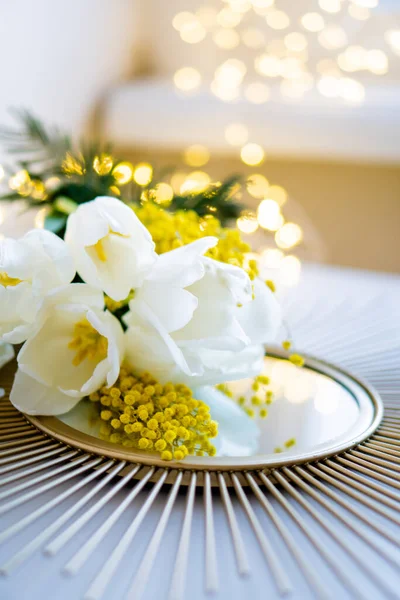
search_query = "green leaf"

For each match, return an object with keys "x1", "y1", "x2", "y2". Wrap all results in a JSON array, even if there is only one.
[
  {"x1": 44, "y1": 211, "x2": 67, "y2": 234},
  {"x1": 53, "y1": 196, "x2": 78, "y2": 215}
]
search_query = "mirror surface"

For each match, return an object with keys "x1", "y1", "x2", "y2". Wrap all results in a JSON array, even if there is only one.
[{"x1": 59, "y1": 357, "x2": 369, "y2": 460}]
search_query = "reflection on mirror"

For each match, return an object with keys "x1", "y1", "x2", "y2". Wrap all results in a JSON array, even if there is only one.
[{"x1": 59, "y1": 357, "x2": 361, "y2": 460}]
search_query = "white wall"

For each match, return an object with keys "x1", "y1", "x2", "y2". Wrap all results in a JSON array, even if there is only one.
[
  {"x1": 0, "y1": 0, "x2": 140, "y2": 146},
  {"x1": 0, "y1": 0, "x2": 141, "y2": 235}
]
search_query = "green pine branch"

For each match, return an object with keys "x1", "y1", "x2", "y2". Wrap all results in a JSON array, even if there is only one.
[{"x1": 0, "y1": 110, "x2": 244, "y2": 235}]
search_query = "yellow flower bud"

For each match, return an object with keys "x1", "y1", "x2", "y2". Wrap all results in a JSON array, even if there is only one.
[{"x1": 155, "y1": 439, "x2": 167, "y2": 451}]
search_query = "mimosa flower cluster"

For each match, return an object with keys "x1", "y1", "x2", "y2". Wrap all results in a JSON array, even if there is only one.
[
  {"x1": 1, "y1": 196, "x2": 282, "y2": 458},
  {"x1": 92, "y1": 366, "x2": 218, "y2": 460}
]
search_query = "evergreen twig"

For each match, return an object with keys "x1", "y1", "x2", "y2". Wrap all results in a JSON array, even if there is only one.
[{"x1": 0, "y1": 110, "x2": 244, "y2": 234}]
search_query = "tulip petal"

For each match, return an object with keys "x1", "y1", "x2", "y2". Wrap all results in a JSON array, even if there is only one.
[
  {"x1": 18, "y1": 308, "x2": 93, "y2": 390},
  {"x1": 147, "y1": 237, "x2": 218, "y2": 288},
  {"x1": 0, "y1": 231, "x2": 75, "y2": 344},
  {"x1": 173, "y1": 257, "x2": 250, "y2": 351},
  {"x1": 134, "y1": 284, "x2": 198, "y2": 334},
  {"x1": 178, "y1": 344, "x2": 265, "y2": 387},
  {"x1": 10, "y1": 369, "x2": 82, "y2": 416},
  {"x1": 84, "y1": 309, "x2": 124, "y2": 391},
  {"x1": 0, "y1": 341, "x2": 14, "y2": 369},
  {"x1": 85, "y1": 234, "x2": 152, "y2": 300},
  {"x1": 0, "y1": 282, "x2": 38, "y2": 343},
  {"x1": 40, "y1": 283, "x2": 105, "y2": 313},
  {"x1": 237, "y1": 278, "x2": 282, "y2": 345},
  {"x1": 65, "y1": 196, "x2": 157, "y2": 300},
  {"x1": 125, "y1": 302, "x2": 192, "y2": 382},
  {"x1": 22, "y1": 229, "x2": 75, "y2": 293}
]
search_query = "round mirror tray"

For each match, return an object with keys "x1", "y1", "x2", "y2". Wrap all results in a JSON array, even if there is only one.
[{"x1": 14, "y1": 349, "x2": 382, "y2": 475}]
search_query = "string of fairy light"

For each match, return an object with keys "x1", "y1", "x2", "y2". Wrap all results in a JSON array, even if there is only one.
[
  {"x1": 0, "y1": 142, "x2": 303, "y2": 286},
  {"x1": 173, "y1": 0, "x2": 399, "y2": 105},
  {"x1": 169, "y1": 0, "x2": 400, "y2": 283}
]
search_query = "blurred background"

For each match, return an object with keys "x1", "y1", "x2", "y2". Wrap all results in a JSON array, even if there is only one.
[{"x1": 0, "y1": 0, "x2": 399, "y2": 283}]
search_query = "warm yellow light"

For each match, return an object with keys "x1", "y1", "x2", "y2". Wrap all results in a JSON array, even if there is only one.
[
  {"x1": 237, "y1": 212, "x2": 259, "y2": 234},
  {"x1": 337, "y1": 46, "x2": 367, "y2": 72},
  {"x1": 133, "y1": 163, "x2": 153, "y2": 186},
  {"x1": 213, "y1": 28, "x2": 240, "y2": 49},
  {"x1": 318, "y1": 0, "x2": 341, "y2": 13},
  {"x1": 351, "y1": 0, "x2": 377, "y2": 6},
  {"x1": 180, "y1": 19, "x2": 206, "y2": 44},
  {"x1": 257, "y1": 200, "x2": 284, "y2": 231},
  {"x1": 348, "y1": 4, "x2": 370, "y2": 19},
  {"x1": 172, "y1": 12, "x2": 194, "y2": 31},
  {"x1": 31, "y1": 180, "x2": 47, "y2": 201},
  {"x1": 229, "y1": 0, "x2": 252, "y2": 14},
  {"x1": 255, "y1": 54, "x2": 281, "y2": 77},
  {"x1": 268, "y1": 184, "x2": 288, "y2": 206},
  {"x1": 340, "y1": 78, "x2": 365, "y2": 103},
  {"x1": 170, "y1": 171, "x2": 188, "y2": 194},
  {"x1": 44, "y1": 176, "x2": 61, "y2": 191},
  {"x1": 385, "y1": 30, "x2": 400, "y2": 53},
  {"x1": 366, "y1": 49, "x2": 388, "y2": 75},
  {"x1": 180, "y1": 171, "x2": 211, "y2": 194},
  {"x1": 251, "y1": 0, "x2": 275, "y2": 7},
  {"x1": 266, "y1": 39, "x2": 287, "y2": 58},
  {"x1": 240, "y1": 143, "x2": 265, "y2": 166},
  {"x1": 300, "y1": 12, "x2": 325, "y2": 32},
  {"x1": 261, "y1": 248, "x2": 284, "y2": 269},
  {"x1": 284, "y1": 32, "x2": 308, "y2": 53},
  {"x1": 247, "y1": 174, "x2": 269, "y2": 198},
  {"x1": 281, "y1": 255, "x2": 301, "y2": 286},
  {"x1": 9, "y1": 170, "x2": 30, "y2": 191},
  {"x1": 196, "y1": 6, "x2": 218, "y2": 28},
  {"x1": 183, "y1": 145, "x2": 210, "y2": 167},
  {"x1": 93, "y1": 153, "x2": 113, "y2": 176},
  {"x1": 212, "y1": 59, "x2": 246, "y2": 101},
  {"x1": 113, "y1": 162, "x2": 134, "y2": 185},
  {"x1": 211, "y1": 82, "x2": 240, "y2": 102},
  {"x1": 317, "y1": 58, "x2": 341, "y2": 76},
  {"x1": 275, "y1": 222, "x2": 303, "y2": 248},
  {"x1": 217, "y1": 7, "x2": 242, "y2": 28},
  {"x1": 318, "y1": 26, "x2": 348, "y2": 50},
  {"x1": 279, "y1": 57, "x2": 305, "y2": 80},
  {"x1": 215, "y1": 59, "x2": 246, "y2": 85},
  {"x1": 225, "y1": 123, "x2": 249, "y2": 146},
  {"x1": 241, "y1": 28, "x2": 265, "y2": 49},
  {"x1": 284, "y1": 368, "x2": 312, "y2": 403},
  {"x1": 152, "y1": 183, "x2": 174, "y2": 205},
  {"x1": 244, "y1": 82, "x2": 270, "y2": 103},
  {"x1": 266, "y1": 10, "x2": 290, "y2": 30},
  {"x1": 0, "y1": 165, "x2": 4, "y2": 182},
  {"x1": 317, "y1": 76, "x2": 341, "y2": 98},
  {"x1": 174, "y1": 67, "x2": 202, "y2": 92},
  {"x1": 280, "y1": 80, "x2": 306, "y2": 100},
  {"x1": 258, "y1": 199, "x2": 279, "y2": 216}
]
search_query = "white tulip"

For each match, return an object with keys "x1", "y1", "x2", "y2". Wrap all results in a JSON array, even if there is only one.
[
  {"x1": 0, "y1": 340, "x2": 15, "y2": 370},
  {"x1": 0, "y1": 229, "x2": 75, "y2": 343},
  {"x1": 65, "y1": 196, "x2": 157, "y2": 301},
  {"x1": 124, "y1": 239, "x2": 282, "y2": 386},
  {"x1": 10, "y1": 284, "x2": 124, "y2": 415}
]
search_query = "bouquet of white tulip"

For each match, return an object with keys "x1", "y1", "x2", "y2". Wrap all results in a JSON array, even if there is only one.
[{"x1": 0, "y1": 196, "x2": 282, "y2": 458}]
